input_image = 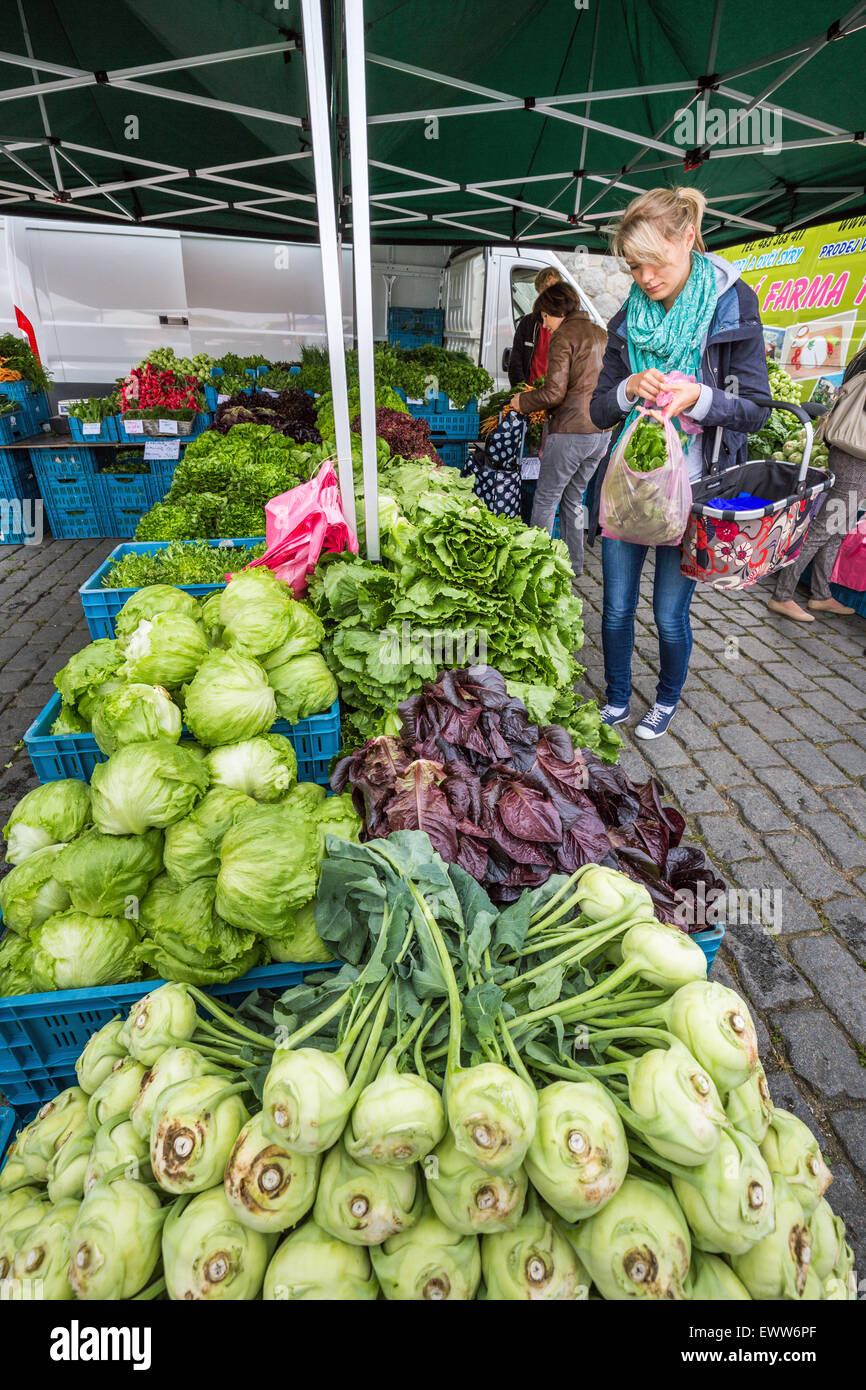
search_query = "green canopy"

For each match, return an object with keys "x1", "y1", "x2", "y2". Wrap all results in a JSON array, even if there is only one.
[{"x1": 2, "y1": 0, "x2": 866, "y2": 248}]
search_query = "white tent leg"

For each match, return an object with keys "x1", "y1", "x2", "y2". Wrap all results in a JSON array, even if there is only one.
[
  {"x1": 345, "y1": 0, "x2": 379, "y2": 562},
  {"x1": 300, "y1": 0, "x2": 356, "y2": 534}
]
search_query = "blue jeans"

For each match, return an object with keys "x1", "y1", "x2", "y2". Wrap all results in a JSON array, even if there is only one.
[{"x1": 601, "y1": 538, "x2": 697, "y2": 707}]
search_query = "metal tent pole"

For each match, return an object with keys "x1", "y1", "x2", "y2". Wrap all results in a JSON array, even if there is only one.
[
  {"x1": 344, "y1": 0, "x2": 379, "y2": 562},
  {"x1": 300, "y1": 0, "x2": 357, "y2": 533}
]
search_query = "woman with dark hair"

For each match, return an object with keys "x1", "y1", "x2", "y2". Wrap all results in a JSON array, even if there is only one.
[{"x1": 510, "y1": 280, "x2": 609, "y2": 579}]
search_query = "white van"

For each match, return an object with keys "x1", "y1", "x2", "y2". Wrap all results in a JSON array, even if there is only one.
[{"x1": 0, "y1": 215, "x2": 602, "y2": 399}]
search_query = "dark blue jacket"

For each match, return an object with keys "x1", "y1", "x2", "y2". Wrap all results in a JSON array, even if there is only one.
[{"x1": 586, "y1": 278, "x2": 770, "y2": 544}]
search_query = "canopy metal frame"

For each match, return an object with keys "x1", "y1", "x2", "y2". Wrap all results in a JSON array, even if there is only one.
[{"x1": 0, "y1": 7, "x2": 864, "y2": 239}]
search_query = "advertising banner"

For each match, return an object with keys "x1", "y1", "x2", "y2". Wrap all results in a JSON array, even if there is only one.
[{"x1": 719, "y1": 215, "x2": 866, "y2": 405}]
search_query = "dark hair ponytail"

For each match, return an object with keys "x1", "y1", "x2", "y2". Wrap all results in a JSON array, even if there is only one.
[{"x1": 535, "y1": 282, "x2": 580, "y2": 318}]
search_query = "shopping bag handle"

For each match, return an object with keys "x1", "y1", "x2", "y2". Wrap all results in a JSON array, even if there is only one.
[{"x1": 752, "y1": 397, "x2": 814, "y2": 490}]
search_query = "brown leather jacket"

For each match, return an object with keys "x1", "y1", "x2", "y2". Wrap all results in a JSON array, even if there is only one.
[{"x1": 516, "y1": 309, "x2": 606, "y2": 435}]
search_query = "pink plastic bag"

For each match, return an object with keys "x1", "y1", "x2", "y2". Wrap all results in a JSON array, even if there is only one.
[
  {"x1": 655, "y1": 371, "x2": 703, "y2": 435},
  {"x1": 600, "y1": 407, "x2": 693, "y2": 546},
  {"x1": 830, "y1": 516, "x2": 866, "y2": 592},
  {"x1": 242, "y1": 460, "x2": 358, "y2": 596}
]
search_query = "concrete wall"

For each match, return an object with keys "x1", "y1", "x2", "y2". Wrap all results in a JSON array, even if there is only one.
[{"x1": 557, "y1": 250, "x2": 631, "y2": 324}]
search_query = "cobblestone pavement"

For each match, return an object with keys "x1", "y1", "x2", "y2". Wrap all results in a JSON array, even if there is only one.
[
  {"x1": 0, "y1": 537, "x2": 865, "y2": 1270},
  {"x1": 576, "y1": 543, "x2": 866, "y2": 1272}
]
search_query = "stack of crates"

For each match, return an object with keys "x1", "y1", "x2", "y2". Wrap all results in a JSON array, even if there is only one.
[{"x1": 30, "y1": 444, "x2": 180, "y2": 539}]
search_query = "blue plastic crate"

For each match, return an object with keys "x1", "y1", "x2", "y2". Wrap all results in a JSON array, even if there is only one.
[
  {"x1": 434, "y1": 439, "x2": 470, "y2": 468},
  {"x1": 204, "y1": 383, "x2": 221, "y2": 410},
  {"x1": 395, "y1": 388, "x2": 480, "y2": 439},
  {"x1": 0, "y1": 449, "x2": 41, "y2": 545},
  {"x1": 68, "y1": 415, "x2": 119, "y2": 444},
  {"x1": 31, "y1": 445, "x2": 96, "y2": 478},
  {"x1": 109, "y1": 508, "x2": 147, "y2": 538},
  {"x1": 391, "y1": 330, "x2": 445, "y2": 350},
  {"x1": 0, "y1": 1104, "x2": 15, "y2": 1167},
  {"x1": 0, "y1": 380, "x2": 44, "y2": 434},
  {"x1": 28, "y1": 390, "x2": 51, "y2": 430},
  {"x1": 37, "y1": 469, "x2": 99, "y2": 514},
  {"x1": 78, "y1": 537, "x2": 265, "y2": 639},
  {"x1": 149, "y1": 458, "x2": 178, "y2": 500},
  {"x1": 0, "y1": 409, "x2": 31, "y2": 445},
  {"x1": 99, "y1": 471, "x2": 153, "y2": 514},
  {"x1": 388, "y1": 307, "x2": 444, "y2": 346},
  {"x1": 0, "y1": 957, "x2": 339, "y2": 1110},
  {"x1": 25, "y1": 691, "x2": 340, "y2": 787},
  {"x1": 46, "y1": 506, "x2": 113, "y2": 540},
  {"x1": 0, "y1": 448, "x2": 38, "y2": 495},
  {"x1": 34, "y1": 465, "x2": 113, "y2": 538},
  {"x1": 693, "y1": 923, "x2": 725, "y2": 971}
]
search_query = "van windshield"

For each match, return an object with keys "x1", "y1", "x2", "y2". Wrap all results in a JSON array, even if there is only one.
[{"x1": 511, "y1": 267, "x2": 541, "y2": 325}]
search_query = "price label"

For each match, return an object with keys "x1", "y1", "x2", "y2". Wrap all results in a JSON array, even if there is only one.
[
  {"x1": 122, "y1": 418, "x2": 144, "y2": 435},
  {"x1": 158, "y1": 418, "x2": 179, "y2": 435},
  {"x1": 143, "y1": 439, "x2": 180, "y2": 461},
  {"x1": 82, "y1": 422, "x2": 101, "y2": 436},
  {"x1": 217, "y1": 393, "x2": 231, "y2": 405}
]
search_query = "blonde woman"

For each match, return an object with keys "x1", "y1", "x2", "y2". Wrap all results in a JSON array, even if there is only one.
[{"x1": 588, "y1": 187, "x2": 770, "y2": 739}]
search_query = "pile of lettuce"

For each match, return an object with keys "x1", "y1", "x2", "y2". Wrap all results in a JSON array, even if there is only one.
[
  {"x1": 0, "y1": 570, "x2": 352, "y2": 995},
  {"x1": 134, "y1": 424, "x2": 304, "y2": 540},
  {"x1": 333, "y1": 666, "x2": 725, "y2": 913},
  {"x1": 310, "y1": 488, "x2": 617, "y2": 759},
  {"x1": 0, "y1": 760, "x2": 360, "y2": 995},
  {"x1": 50, "y1": 570, "x2": 338, "y2": 743}
]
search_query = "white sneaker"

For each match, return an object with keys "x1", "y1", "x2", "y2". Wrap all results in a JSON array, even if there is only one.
[{"x1": 634, "y1": 703, "x2": 677, "y2": 740}]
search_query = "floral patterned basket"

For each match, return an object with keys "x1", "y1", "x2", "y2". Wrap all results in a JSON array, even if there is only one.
[{"x1": 680, "y1": 401, "x2": 834, "y2": 591}]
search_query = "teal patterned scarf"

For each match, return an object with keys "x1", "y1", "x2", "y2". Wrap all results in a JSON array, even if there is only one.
[{"x1": 624, "y1": 251, "x2": 718, "y2": 448}]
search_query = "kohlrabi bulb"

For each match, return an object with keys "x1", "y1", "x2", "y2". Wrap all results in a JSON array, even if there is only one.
[
  {"x1": 446, "y1": 1062, "x2": 537, "y2": 1174},
  {"x1": 69, "y1": 1176, "x2": 167, "y2": 1300},
  {"x1": 262, "y1": 1047, "x2": 352, "y2": 1156},
  {"x1": 371, "y1": 1199, "x2": 481, "y2": 1301},
  {"x1": 162, "y1": 1186, "x2": 273, "y2": 1300},
  {"x1": 346, "y1": 1056, "x2": 446, "y2": 1167},
  {"x1": 75, "y1": 1017, "x2": 127, "y2": 1095},
  {"x1": 127, "y1": 983, "x2": 198, "y2": 1066},
  {"x1": 314, "y1": 1139, "x2": 421, "y2": 1247},
  {"x1": 224, "y1": 1112, "x2": 320, "y2": 1234},
  {"x1": 524, "y1": 1079, "x2": 628, "y2": 1222},
  {"x1": 425, "y1": 1130, "x2": 527, "y2": 1236},
  {"x1": 150, "y1": 1077, "x2": 248, "y2": 1194}
]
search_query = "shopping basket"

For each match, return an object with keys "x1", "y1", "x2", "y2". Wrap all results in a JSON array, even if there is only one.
[{"x1": 680, "y1": 400, "x2": 834, "y2": 590}]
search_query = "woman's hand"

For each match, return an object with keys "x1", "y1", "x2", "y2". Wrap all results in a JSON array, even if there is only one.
[
  {"x1": 659, "y1": 378, "x2": 702, "y2": 420},
  {"x1": 626, "y1": 368, "x2": 668, "y2": 403},
  {"x1": 509, "y1": 393, "x2": 523, "y2": 412}
]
